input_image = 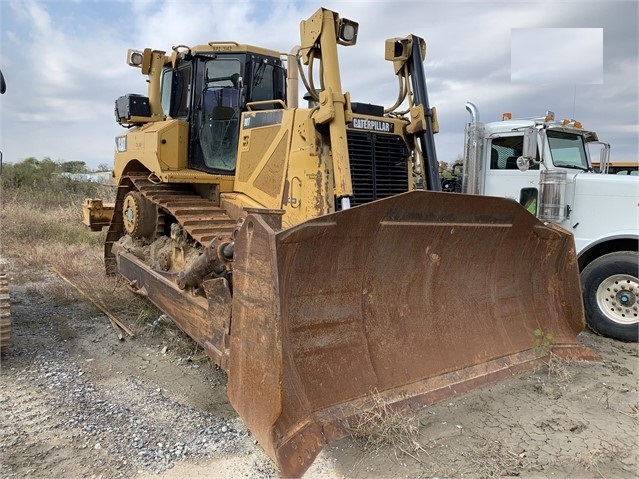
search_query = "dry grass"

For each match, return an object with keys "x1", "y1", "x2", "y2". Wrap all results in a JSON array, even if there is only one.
[
  {"x1": 39, "y1": 282, "x2": 79, "y2": 306},
  {"x1": 0, "y1": 191, "x2": 104, "y2": 257},
  {"x1": 460, "y1": 436, "x2": 541, "y2": 478},
  {"x1": 1, "y1": 184, "x2": 208, "y2": 356},
  {"x1": 0, "y1": 188, "x2": 154, "y2": 330},
  {"x1": 346, "y1": 389, "x2": 420, "y2": 454},
  {"x1": 578, "y1": 441, "x2": 631, "y2": 477},
  {"x1": 56, "y1": 316, "x2": 79, "y2": 341},
  {"x1": 580, "y1": 447, "x2": 606, "y2": 474},
  {"x1": 162, "y1": 324, "x2": 206, "y2": 358},
  {"x1": 545, "y1": 352, "x2": 576, "y2": 382}
]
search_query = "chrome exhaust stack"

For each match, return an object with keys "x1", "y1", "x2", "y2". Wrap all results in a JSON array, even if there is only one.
[{"x1": 463, "y1": 101, "x2": 486, "y2": 195}]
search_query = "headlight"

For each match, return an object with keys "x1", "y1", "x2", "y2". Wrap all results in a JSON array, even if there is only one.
[
  {"x1": 127, "y1": 49, "x2": 144, "y2": 67},
  {"x1": 115, "y1": 136, "x2": 127, "y2": 152},
  {"x1": 337, "y1": 18, "x2": 358, "y2": 46}
]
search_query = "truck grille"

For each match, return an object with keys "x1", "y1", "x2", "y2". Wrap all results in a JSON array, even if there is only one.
[{"x1": 340, "y1": 130, "x2": 409, "y2": 209}]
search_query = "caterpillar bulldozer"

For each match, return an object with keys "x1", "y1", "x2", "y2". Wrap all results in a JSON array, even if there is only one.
[{"x1": 83, "y1": 8, "x2": 595, "y2": 477}]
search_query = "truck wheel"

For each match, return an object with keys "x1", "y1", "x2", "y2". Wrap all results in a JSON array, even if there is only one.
[
  {"x1": 122, "y1": 191, "x2": 157, "y2": 239},
  {"x1": 581, "y1": 251, "x2": 638, "y2": 342}
]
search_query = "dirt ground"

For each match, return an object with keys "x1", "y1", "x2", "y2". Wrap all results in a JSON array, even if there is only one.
[{"x1": 0, "y1": 264, "x2": 637, "y2": 479}]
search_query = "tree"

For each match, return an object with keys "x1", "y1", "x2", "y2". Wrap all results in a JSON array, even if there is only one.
[
  {"x1": 59, "y1": 161, "x2": 88, "y2": 174},
  {"x1": 1, "y1": 156, "x2": 59, "y2": 188},
  {"x1": 39, "y1": 157, "x2": 57, "y2": 178},
  {"x1": 8, "y1": 157, "x2": 41, "y2": 187}
]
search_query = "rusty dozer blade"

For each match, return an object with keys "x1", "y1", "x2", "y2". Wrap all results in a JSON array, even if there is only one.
[{"x1": 228, "y1": 190, "x2": 595, "y2": 478}]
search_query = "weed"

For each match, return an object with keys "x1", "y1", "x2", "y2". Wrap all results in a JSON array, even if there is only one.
[
  {"x1": 345, "y1": 389, "x2": 420, "y2": 454},
  {"x1": 578, "y1": 441, "x2": 630, "y2": 477},
  {"x1": 579, "y1": 448, "x2": 605, "y2": 477},
  {"x1": 134, "y1": 303, "x2": 156, "y2": 328},
  {"x1": 532, "y1": 328, "x2": 553, "y2": 356},
  {"x1": 57, "y1": 320, "x2": 77, "y2": 341},
  {"x1": 167, "y1": 327, "x2": 204, "y2": 358},
  {"x1": 41, "y1": 282, "x2": 79, "y2": 306},
  {"x1": 461, "y1": 435, "x2": 541, "y2": 477}
]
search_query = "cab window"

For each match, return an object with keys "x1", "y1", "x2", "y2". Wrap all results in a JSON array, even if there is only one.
[
  {"x1": 160, "y1": 66, "x2": 191, "y2": 118},
  {"x1": 490, "y1": 136, "x2": 539, "y2": 170}
]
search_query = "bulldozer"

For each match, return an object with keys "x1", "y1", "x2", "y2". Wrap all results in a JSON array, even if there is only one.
[{"x1": 83, "y1": 8, "x2": 595, "y2": 477}]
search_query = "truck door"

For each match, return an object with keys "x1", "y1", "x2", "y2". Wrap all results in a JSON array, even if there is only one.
[{"x1": 484, "y1": 134, "x2": 540, "y2": 214}]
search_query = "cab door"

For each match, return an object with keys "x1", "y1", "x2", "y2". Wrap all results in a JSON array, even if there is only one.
[{"x1": 484, "y1": 134, "x2": 541, "y2": 214}]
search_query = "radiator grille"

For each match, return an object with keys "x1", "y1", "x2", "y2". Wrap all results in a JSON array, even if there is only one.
[{"x1": 340, "y1": 130, "x2": 409, "y2": 209}]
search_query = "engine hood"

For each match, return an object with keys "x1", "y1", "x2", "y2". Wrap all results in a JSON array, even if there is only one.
[{"x1": 573, "y1": 172, "x2": 639, "y2": 198}]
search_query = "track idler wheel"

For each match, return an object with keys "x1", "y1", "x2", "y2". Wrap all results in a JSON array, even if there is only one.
[{"x1": 122, "y1": 191, "x2": 157, "y2": 239}]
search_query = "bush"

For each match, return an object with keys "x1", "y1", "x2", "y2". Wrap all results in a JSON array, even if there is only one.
[
  {"x1": 0, "y1": 157, "x2": 149, "y2": 323},
  {"x1": 1, "y1": 157, "x2": 115, "y2": 207}
]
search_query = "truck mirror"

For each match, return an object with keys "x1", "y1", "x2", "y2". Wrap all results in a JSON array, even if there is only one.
[
  {"x1": 0, "y1": 70, "x2": 5, "y2": 95},
  {"x1": 516, "y1": 156, "x2": 530, "y2": 171},
  {"x1": 517, "y1": 127, "x2": 537, "y2": 171},
  {"x1": 522, "y1": 127, "x2": 537, "y2": 160},
  {"x1": 599, "y1": 143, "x2": 610, "y2": 173}
]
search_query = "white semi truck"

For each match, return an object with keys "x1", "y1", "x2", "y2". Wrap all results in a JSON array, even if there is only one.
[{"x1": 457, "y1": 103, "x2": 638, "y2": 342}]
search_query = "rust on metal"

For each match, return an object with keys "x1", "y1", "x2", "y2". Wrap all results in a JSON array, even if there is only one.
[
  {"x1": 117, "y1": 252, "x2": 231, "y2": 370},
  {"x1": 228, "y1": 190, "x2": 593, "y2": 478},
  {"x1": 108, "y1": 179, "x2": 594, "y2": 478},
  {"x1": 176, "y1": 237, "x2": 230, "y2": 290}
]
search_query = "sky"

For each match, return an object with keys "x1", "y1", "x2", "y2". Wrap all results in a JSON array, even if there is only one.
[{"x1": 0, "y1": 0, "x2": 637, "y2": 170}]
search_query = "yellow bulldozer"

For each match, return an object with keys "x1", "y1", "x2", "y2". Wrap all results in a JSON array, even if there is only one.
[{"x1": 83, "y1": 8, "x2": 595, "y2": 477}]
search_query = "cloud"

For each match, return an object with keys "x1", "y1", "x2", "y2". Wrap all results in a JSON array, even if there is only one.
[
  {"x1": 511, "y1": 28, "x2": 603, "y2": 84},
  {"x1": 0, "y1": 0, "x2": 636, "y2": 168}
]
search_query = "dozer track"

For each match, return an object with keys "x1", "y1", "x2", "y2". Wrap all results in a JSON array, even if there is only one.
[
  {"x1": 129, "y1": 175, "x2": 237, "y2": 244},
  {"x1": 105, "y1": 173, "x2": 238, "y2": 273},
  {"x1": 0, "y1": 270, "x2": 10, "y2": 355}
]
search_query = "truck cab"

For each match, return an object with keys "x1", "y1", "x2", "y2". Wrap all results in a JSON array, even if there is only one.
[{"x1": 462, "y1": 103, "x2": 638, "y2": 342}]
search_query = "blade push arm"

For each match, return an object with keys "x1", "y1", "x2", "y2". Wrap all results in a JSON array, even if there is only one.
[{"x1": 386, "y1": 35, "x2": 441, "y2": 191}]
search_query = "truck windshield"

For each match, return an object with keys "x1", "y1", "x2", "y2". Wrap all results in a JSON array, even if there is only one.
[{"x1": 547, "y1": 130, "x2": 589, "y2": 171}]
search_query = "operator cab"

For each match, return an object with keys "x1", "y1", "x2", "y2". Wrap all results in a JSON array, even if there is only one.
[{"x1": 160, "y1": 48, "x2": 286, "y2": 174}]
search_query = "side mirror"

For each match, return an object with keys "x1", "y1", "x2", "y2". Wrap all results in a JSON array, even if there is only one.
[
  {"x1": 517, "y1": 127, "x2": 538, "y2": 171},
  {"x1": 0, "y1": 70, "x2": 6, "y2": 95},
  {"x1": 598, "y1": 143, "x2": 611, "y2": 173}
]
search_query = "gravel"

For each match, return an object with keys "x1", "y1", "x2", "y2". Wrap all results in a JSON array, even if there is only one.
[
  {"x1": 2, "y1": 267, "x2": 637, "y2": 479},
  {"x1": 0, "y1": 272, "x2": 279, "y2": 479}
]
